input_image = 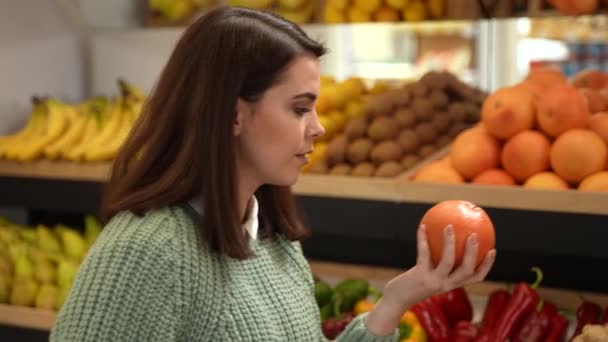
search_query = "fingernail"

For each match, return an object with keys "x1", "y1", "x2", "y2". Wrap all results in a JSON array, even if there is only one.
[
  {"x1": 420, "y1": 224, "x2": 426, "y2": 231},
  {"x1": 470, "y1": 233, "x2": 478, "y2": 244},
  {"x1": 446, "y1": 225, "x2": 454, "y2": 235}
]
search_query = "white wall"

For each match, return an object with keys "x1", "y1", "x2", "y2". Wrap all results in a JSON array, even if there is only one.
[{"x1": 0, "y1": 0, "x2": 84, "y2": 135}]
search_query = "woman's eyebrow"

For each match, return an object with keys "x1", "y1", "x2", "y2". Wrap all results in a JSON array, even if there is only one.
[{"x1": 292, "y1": 92, "x2": 317, "y2": 101}]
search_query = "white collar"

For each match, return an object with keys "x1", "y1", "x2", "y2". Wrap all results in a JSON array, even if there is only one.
[{"x1": 189, "y1": 196, "x2": 258, "y2": 240}]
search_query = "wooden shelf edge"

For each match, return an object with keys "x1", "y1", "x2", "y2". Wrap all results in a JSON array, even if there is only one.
[
  {"x1": 0, "y1": 160, "x2": 111, "y2": 182},
  {"x1": 308, "y1": 260, "x2": 608, "y2": 312},
  {"x1": 0, "y1": 304, "x2": 56, "y2": 331},
  {"x1": 1, "y1": 160, "x2": 607, "y2": 215}
]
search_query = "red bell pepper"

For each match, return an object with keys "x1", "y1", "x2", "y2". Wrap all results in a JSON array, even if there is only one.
[
  {"x1": 411, "y1": 297, "x2": 450, "y2": 342},
  {"x1": 545, "y1": 314, "x2": 569, "y2": 342},
  {"x1": 511, "y1": 301, "x2": 557, "y2": 342},
  {"x1": 570, "y1": 301, "x2": 602, "y2": 341},
  {"x1": 478, "y1": 289, "x2": 511, "y2": 335},
  {"x1": 490, "y1": 283, "x2": 540, "y2": 342},
  {"x1": 452, "y1": 321, "x2": 479, "y2": 342},
  {"x1": 435, "y1": 287, "x2": 473, "y2": 327}
]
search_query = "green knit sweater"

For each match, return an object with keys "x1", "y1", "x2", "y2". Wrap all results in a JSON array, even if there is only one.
[{"x1": 50, "y1": 204, "x2": 398, "y2": 341}]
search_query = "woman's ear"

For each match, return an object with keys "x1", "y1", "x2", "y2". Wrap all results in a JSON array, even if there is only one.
[{"x1": 234, "y1": 98, "x2": 251, "y2": 136}]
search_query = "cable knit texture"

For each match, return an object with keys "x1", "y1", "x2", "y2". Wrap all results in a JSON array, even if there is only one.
[{"x1": 50, "y1": 204, "x2": 398, "y2": 341}]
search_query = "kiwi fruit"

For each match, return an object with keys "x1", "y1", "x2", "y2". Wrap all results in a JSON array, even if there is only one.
[
  {"x1": 418, "y1": 144, "x2": 437, "y2": 158},
  {"x1": 346, "y1": 138, "x2": 374, "y2": 164},
  {"x1": 401, "y1": 154, "x2": 420, "y2": 170},
  {"x1": 412, "y1": 98, "x2": 433, "y2": 122},
  {"x1": 374, "y1": 161, "x2": 404, "y2": 178},
  {"x1": 367, "y1": 117, "x2": 399, "y2": 142},
  {"x1": 393, "y1": 108, "x2": 417, "y2": 129},
  {"x1": 330, "y1": 163, "x2": 352, "y2": 176},
  {"x1": 351, "y1": 162, "x2": 376, "y2": 177},
  {"x1": 410, "y1": 82, "x2": 428, "y2": 98},
  {"x1": 386, "y1": 88, "x2": 410, "y2": 108},
  {"x1": 448, "y1": 122, "x2": 470, "y2": 137},
  {"x1": 428, "y1": 90, "x2": 449, "y2": 109},
  {"x1": 325, "y1": 135, "x2": 348, "y2": 167},
  {"x1": 448, "y1": 102, "x2": 468, "y2": 123},
  {"x1": 431, "y1": 112, "x2": 452, "y2": 133},
  {"x1": 364, "y1": 93, "x2": 396, "y2": 118},
  {"x1": 462, "y1": 101, "x2": 481, "y2": 123},
  {"x1": 415, "y1": 122, "x2": 438, "y2": 144},
  {"x1": 370, "y1": 141, "x2": 403, "y2": 164},
  {"x1": 397, "y1": 129, "x2": 420, "y2": 153},
  {"x1": 344, "y1": 116, "x2": 368, "y2": 141},
  {"x1": 308, "y1": 160, "x2": 328, "y2": 174},
  {"x1": 437, "y1": 134, "x2": 452, "y2": 147},
  {"x1": 420, "y1": 71, "x2": 448, "y2": 90}
]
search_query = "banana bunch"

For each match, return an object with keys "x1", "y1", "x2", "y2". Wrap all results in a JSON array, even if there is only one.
[
  {"x1": 0, "y1": 79, "x2": 145, "y2": 163},
  {"x1": 0, "y1": 215, "x2": 102, "y2": 310}
]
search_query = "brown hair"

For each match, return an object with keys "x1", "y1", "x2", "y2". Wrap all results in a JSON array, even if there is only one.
[{"x1": 101, "y1": 6, "x2": 326, "y2": 259}]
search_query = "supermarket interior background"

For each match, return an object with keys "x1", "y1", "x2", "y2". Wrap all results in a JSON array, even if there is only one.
[{"x1": 1, "y1": 0, "x2": 608, "y2": 341}]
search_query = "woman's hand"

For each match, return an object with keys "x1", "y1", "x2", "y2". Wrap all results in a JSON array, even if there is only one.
[{"x1": 364, "y1": 224, "x2": 496, "y2": 337}]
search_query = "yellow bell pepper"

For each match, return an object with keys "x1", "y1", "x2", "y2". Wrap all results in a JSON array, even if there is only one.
[
  {"x1": 400, "y1": 310, "x2": 427, "y2": 342},
  {"x1": 353, "y1": 299, "x2": 375, "y2": 316}
]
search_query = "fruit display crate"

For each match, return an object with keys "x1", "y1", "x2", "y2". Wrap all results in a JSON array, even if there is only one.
[{"x1": 1, "y1": 159, "x2": 608, "y2": 293}]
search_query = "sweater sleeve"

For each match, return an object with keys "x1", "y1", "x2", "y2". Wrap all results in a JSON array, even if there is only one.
[
  {"x1": 50, "y1": 214, "x2": 185, "y2": 341},
  {"x1": 334, "y1": 313, "x2": 399, "y2": 342}
]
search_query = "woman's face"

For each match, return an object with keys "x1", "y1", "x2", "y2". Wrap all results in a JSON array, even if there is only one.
[{"x1": 235, "y1": 54, "x2": 325, "y2": 188}]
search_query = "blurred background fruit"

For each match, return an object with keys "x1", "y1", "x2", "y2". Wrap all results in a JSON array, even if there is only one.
[
  {"x1": 0, "y1": 79, "x2": 145, "y2": 163},
  {"x1": 0, "y1": 215, "x2": 102, "y2": 311},
  {"x1": 304, "y1": 71, "x2": 486, "y2": 177},
  {"x1": 412, "y1": 68, "x2": 608, "y2": 193}
]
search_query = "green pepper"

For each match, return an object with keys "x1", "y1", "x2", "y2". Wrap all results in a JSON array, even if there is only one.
[
  {"x1": 332, "y1": 279, "x2": 370, "y2": 313},
  {"x1": 320, "y1": 302, "x2": 334, "y2": 321},
  {"x1": 314, "y1": 281, "x2": 333, "y2": 308},
  {"x1": 399, "y1": 322, "x2": 413, "y2": 340}
]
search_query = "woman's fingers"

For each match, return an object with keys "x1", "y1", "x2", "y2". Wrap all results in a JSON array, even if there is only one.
[
  {"x1": 416, "y1": 224, "x2": 432, "y2": 273},
  {"x1": 469, "y1": 249, "x2": 496, "y2": 284},
  {"x1": 448, "y1": 234, "x2": 478, "y2": 284},
  {"x1": 436, "y1": 225, "x2": 455, "y2": 276}
]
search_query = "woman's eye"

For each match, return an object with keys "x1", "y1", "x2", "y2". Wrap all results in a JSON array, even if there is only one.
[{"x1": 294, "y1": 107, "x2": 311, "y2": 115}]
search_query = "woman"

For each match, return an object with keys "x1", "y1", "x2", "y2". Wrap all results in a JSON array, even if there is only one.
[{"x1": 51, "y1": 6, "x2": 495, "y2": 341}]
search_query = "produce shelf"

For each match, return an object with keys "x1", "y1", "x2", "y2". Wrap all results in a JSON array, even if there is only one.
[
  {"x1": 0, "y1": 304, "x2": 56, "y2": 331},
  {"x1": 1, "y1": 261, "x2": 606, "y2": 332},
  {"x1": 2, "y1": 160, "x2": 608, "y2": 216}
]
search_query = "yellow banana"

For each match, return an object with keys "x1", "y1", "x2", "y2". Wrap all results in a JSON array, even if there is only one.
[
  {"x1": 5, "y1": 105, "x2": 48, "y2": 160},
  {"x1": 62, "y1": 113, "x2": 101, "y2": 161},
  {"x1": 0, "y1": 103, "x2": 44, "y2": 158},
  {"x1": 83, "y1": 107, "x2": 132, "y2": 161},
  {"x1": 63, "y1": 99, "x2": 117, "y2": 162},
  {"x1": 44, "y1": 112, "x2": 87, "y2": 160},
  {"x1": 15, "y1": 99, "x2": 69, "y2": 161}
]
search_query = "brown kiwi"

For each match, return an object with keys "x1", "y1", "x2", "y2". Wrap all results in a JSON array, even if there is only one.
[
  {"x1": 431, "y1": 112, "x2": 452, "y2": 133},
  {"x1": 393, "y1": 108, "x2": 417, "y2": 129},
  {"x1": 346, "y1": 138, "x2": 374, "y2": 164},
  {"x1": 401, "y1": 154, "x2": 420, "y2": 170},
  {"x1": 374, "y1": 161, "x2": 404, "y2": 178},
  {"x1": 364, "y1": 93, "x2": 396, "y2": 118},
  {"x1": 370, "y1": 141, "x2": 403, "y2": 164},
  {"x1": 448, "y1": 122, "x2": 470, "y2": 138},
  {"x1": 351, "y1": 162, "x2": 376, "y2": 177},
  {"x1": 436, "y1": 134, "x2": 452, "y2": 147},
  {"x1": 344, "y1": 116, "x2": 368, "y2": 141},
  {"x1": 410, "y1": 82, "x2": 428, "y2": 98},
  {"x1": 325, "y1": 135, "x2": 348, "y2": 167},
  {"x1": 462, "y1": 101, "x2": 481, "y2": 123},
  {"x1": 420, "y1": 71, "x2": 448, "y2": 90},
  {"x1": 367, "y1": 117, "x2": 399, "y2": 142},
  {"x1": 386, "y1": 88, "x2": 410, "y2": 108},
  {"x1": 397, "y1": 129, "x2": 420, "y2": 153},
  {"x1": 428, "y1": 90, "x2": 449, "y2": 109},
  {"x1": 330, "y1": 163, "x2": 352, "y2": 176},
  {"x1": 412, "y1": 98, "x2": 433, "y2": 122},
  {"x1": 308, "y1": 160, "x2": 328, "y2": 174},
  {"x1": 448, "y1": 102, "x2": 468, "y2": 123},
  {"x1": 418, "y1": 144, "x2": 437, "y2": 158},
  {"x1": 415, "y1": 122, "x2": 438, "y2": 144}
]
